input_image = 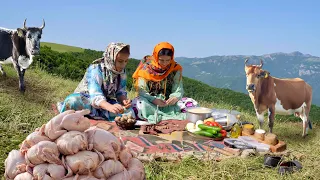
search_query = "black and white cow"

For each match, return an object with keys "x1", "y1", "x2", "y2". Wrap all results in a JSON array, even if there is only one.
[{"x1": 0, "y1": 19, "x2": 45, "y2": 92}]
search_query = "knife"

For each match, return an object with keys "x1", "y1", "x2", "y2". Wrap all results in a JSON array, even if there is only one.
[{"x1": 154, "y1": 105, "x2": 159, "y2": 123}]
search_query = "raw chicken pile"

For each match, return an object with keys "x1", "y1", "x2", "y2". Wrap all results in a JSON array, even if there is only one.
[{"x1": 4, "y1": 109, "x2": 146, "y2": 180}]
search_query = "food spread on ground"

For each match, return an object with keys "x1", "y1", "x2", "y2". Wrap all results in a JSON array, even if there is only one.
[
  {"x1": 183, "y1": 107, "x2": 287, "y2": 153},
  {"x1": 4, "y1": 106, "x2": 289, "y2": 179}
]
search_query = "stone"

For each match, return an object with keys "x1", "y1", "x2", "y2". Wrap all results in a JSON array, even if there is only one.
[{"x1": 240, "y1": 149, "x2": 257, "y2": 158}]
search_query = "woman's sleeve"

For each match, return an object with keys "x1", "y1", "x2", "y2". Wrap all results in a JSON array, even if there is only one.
[
  {"x1": 169, "y1": 70, "x2": 184, "y2": 99},
  {"x1": 137, "y1": 77, "x2": 156, "y2": 102},
  {"x1": 116, "y1": 73, "x2": 128, "y2": 98},
  {"x1": 86, "y1": 64, "x2": 106, "y2": 108}
]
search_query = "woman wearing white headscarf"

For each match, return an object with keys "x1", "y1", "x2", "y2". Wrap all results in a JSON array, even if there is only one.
[{"x1": 58, "y1": 42, "x2": 131, "y2": 121}]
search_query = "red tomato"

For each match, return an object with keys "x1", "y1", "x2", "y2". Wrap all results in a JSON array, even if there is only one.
[
  {"x1": 216, "y1": 123, "x2": 223, "y2": 128},
  {"x1": 204, "y1": 121, "x2": 211, "y2": 126},
  {"x1": 211, "y1": 122, "x2": 219, "y2": 127},
  {"x1": 220, "y1": 129, "x2": 227, "y2": 137}
]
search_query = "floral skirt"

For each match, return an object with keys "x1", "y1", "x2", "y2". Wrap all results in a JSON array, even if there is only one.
[
  {"x1": 131, "y1": 96, "x2": 199, "y2": 124},
  {"x1": 58, "y1": 92, "x2": 119, "y2": 121}
]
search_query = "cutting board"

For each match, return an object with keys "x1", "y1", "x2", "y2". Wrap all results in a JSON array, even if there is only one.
[{"x1": 241, "y1": 132, "x2": 286, "y2": 152}]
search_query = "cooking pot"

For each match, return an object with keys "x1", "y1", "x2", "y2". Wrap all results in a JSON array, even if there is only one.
[{"x1": 186, "y1": 107, "x2": 213, "y2": 123}]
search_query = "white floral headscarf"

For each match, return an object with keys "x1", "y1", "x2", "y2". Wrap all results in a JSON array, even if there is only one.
[
  {"x1": 102, "y1": 42, "x2": 130, "y2": 75},
  {"x1": 93, "y1": 42, "x2": 130, "y2": 84}
]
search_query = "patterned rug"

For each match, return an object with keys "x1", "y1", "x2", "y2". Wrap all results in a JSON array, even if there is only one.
[{"x1": 52, "y1": 104, "x2": 240, "y2": 161}]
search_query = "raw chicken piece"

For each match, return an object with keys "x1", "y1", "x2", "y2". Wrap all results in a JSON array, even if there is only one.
[
  {"x1": 25, "y1": 141, "x2": 62, "y2": 167},
  {"x1": 63, "y1": 174, "x2": 101, "y2": 180},
  {"x1": 19, "y1": 131, "x2": 51, "y2": 155},
  {"x1": 4, "y1": 150, "x2": 27, "y2": 180},
  {"x1": 93, "y1": 160, "x2": 125, "y2": 179},
  {"x1": 61, "y1": 109, "x2": 91, "y2": 132},
  {"x1": 63, "y1": 150, "x2": 104, "y2": 176},
  {"x1": 119, "y1": 145, "x2": 133, "y2": 168},
  {"x1": 33, "y1": 163, "x2": 66, "y2": 180},
  {"x1": 55, "y1": 131, "x2": 88, "y2": 155},
  {"x1": 85, "y1": 126, "x2": 121, "y2": 160},
  {"x1": 13, "y1": 172, "x2": 33, "y2": 180},
  {"x1": 43, "y1": 110, "x2": 75, "y2": 140}
]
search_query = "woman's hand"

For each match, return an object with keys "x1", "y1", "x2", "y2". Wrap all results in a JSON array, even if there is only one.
[
  {"x1": 166, "y1": 97, "x2": 179, "y2": 106},
  {"x1": 122, "y1": 99, "x2": 132, "y2": 108},
  {"x1": 107, "y1": 104, "x2": 124, "y2": 114},
  {"x1": 152, "y1": 99, "x2": 167, "y2": 107},
  {"x1": 99, "y1": 100, "x2": 124, "y2": 114}
]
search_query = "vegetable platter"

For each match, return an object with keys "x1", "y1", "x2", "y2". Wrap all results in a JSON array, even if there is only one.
[{"x1": 185, "y1": 120, "x2": 227, "y2": 141}]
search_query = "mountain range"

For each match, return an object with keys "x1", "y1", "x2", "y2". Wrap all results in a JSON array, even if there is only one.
[{"x1": 175, "y1": 51, "x2": 320, "y2": 105}]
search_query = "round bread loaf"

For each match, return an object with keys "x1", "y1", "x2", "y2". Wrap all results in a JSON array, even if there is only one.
[{"x1": 264, "y1": 133, "x2": 278, "y2": 145}]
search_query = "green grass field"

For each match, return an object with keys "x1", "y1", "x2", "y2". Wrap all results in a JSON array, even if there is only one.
[
  {"x1": 41, "y1": 42, "x2": 84, "y2": 53},
  {"x1": 1, "y1": 64, "x2": 319, "y2": 180}
]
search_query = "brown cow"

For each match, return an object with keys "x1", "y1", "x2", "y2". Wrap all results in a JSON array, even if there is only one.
[{"x1": 244, "y1": 59, "x2": 313, "y2": 137}]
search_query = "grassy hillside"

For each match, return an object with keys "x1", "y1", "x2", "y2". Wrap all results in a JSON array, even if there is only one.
[
  {"x1": 1, "y1": 44, "x2": 320, "y2": 179},
  {"x1": 1, "y1": 65, "x2": 320, "y2": 179},
  {"x1": 41, "y1": 42, "x2": 84, "y2": 53}
]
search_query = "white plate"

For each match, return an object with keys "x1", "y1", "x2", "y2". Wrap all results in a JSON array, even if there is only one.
[{"x1": 134, "y1": 120, "x2": 153, "y2": 126}]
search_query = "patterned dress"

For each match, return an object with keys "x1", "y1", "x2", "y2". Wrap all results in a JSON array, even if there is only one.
[
  {"x1": 132, "y1": 70, "x2": 199, "y2": 124},
  {"x1": 58, "y1": 63, "x2": 127, "y2": 121}
]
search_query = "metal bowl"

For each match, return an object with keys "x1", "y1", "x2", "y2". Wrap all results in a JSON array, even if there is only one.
[{"x1": 186, "y1": 107, "x2": 213, "y2": 123}]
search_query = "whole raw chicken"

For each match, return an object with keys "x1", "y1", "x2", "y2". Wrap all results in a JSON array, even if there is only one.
[
  {"x1": 13, "y1": 172, "x2": 33, "y2": 180},
  {"x1": 108, "y1": 158, "x2": 145, "y2": 180},
  {"x1": 126, "y1": 158, "x2": 146, "y2": 180},
  {"x1": 119, "y1": 145, "x2": 133, "y2": 168},
  {"x1": 42, "y1": 110, "x2": 75, "y2": 140},
  {"x1": 93, "y1": 160, "x2": 125, "y2": 179},
  {"x1": 61, "y1": 109, "x2": 91, "y2": 132},
  {"x1": 55, "y1": 131, "x2": 88, "y2": 155},
  {"x1": 63, "y1": 150, "x2": 104, "y2": 176},
  {"x1": 33, "y1": 163, "x2": 66, "y2": 180},
  {"x1": 4, "y1": 150, "x2": 27, "y2": 180},
  {"x1": 25, "y1": 141, "x2": 62, "y2": 167},
  {"x1": 63, "y1": 173, "x2": 101, "y2": 180},
  {"x1": 85, "y1": 126, "x2": 121, "y2": 160},
  {"x1": 19, "y1": 131, "x2": 51, "y2": 155}
]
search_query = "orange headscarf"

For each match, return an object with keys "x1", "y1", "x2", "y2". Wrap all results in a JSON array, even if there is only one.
[{"x1": 132, "y1": 42, "x2": 183, "y2": 85}]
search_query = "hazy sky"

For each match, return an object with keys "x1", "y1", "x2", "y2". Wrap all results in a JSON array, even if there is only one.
[{"x1": 1, "y1": 0, "x2": 319, "y2": 58}]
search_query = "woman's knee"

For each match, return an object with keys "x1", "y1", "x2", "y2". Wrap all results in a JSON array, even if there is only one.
[{"x1": 61, "y1": 93, "x2": 86, "y2": 111}]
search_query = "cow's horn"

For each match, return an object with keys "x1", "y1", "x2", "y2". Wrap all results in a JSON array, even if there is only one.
[
  {"x1": 40, "y1": 19, "x2": 45, "y2": 30},
  {"x1": 259, "y1": 59, "x2": 263, "y2": 67},
  {"x1": 244, "y1": 58, "x2": 249, "y2": 65},
  {"x1": 23, "y1": 18, "x2": 28, "y2": 30}
]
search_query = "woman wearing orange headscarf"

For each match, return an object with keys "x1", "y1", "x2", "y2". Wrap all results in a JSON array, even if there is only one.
[{"x1": 131, "y1": 42, "x2": 198, "y2": 124}]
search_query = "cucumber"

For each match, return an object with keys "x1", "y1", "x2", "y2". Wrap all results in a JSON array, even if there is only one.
[
  {"x1": 212, "y1": 133, "x2": 222, "y2": 138},
  {"x1": 198, "y1": 124, "x2": 221, "y2": 132},
  {"x1": 193, "y1": 130, "x2": 214, "y2": 137},
  {"x1": 205, "y1": 129, "x2": 217, "y2": 134}
]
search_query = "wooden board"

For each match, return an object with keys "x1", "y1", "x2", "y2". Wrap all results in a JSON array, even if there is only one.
[{"x1": 241, "y1": 132, "x2": 286, "y2": 152}]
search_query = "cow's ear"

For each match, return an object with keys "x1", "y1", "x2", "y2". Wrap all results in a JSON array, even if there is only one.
[
  {"x1": 17, "y1": 28, "x2": 26, "y2": 37},
  {"x1": 260, "y1": 71, "x2": 269, "y2": 78}
]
